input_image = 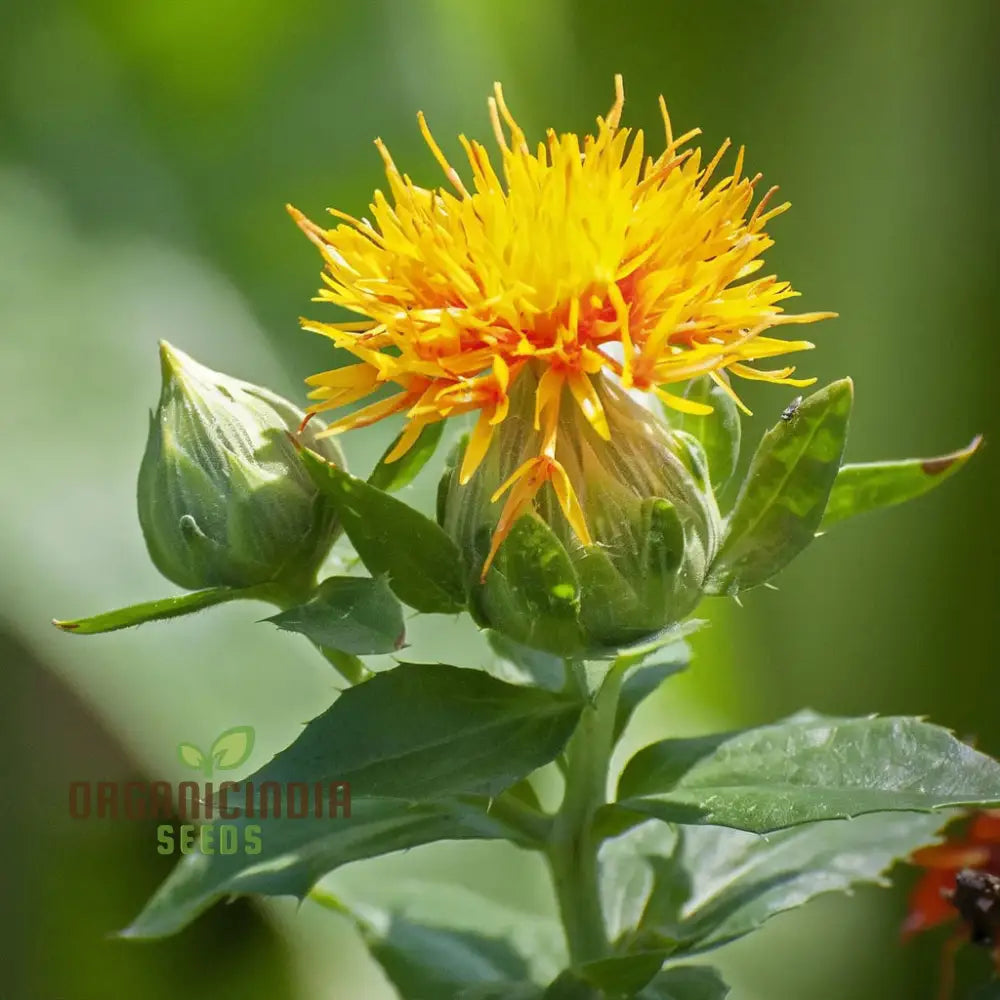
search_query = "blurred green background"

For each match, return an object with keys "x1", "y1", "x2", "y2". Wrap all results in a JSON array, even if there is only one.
[{"x1": 2, "y1": 0, "x2": 997, "y2": 997}]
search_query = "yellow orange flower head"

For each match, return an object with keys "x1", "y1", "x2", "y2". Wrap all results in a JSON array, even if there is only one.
[{"x1": 291, "y1": 76, "x2": 833, "y2": 577}]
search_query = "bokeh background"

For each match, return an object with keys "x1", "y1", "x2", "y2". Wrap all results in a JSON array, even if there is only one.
[{"x1": 2, "y1": 0, "x2": 998, "y2": 997}]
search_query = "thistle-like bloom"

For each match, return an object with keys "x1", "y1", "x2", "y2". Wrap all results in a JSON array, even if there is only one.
[{"x1": 292, "y1": 76, "x2": 832, "y2": 573}]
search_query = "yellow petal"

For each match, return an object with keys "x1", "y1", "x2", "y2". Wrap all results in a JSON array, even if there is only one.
[
  {"x1": 459, "y1": 410, "x2": 496, "y2": 484},
  {"x1": 566, "y1": 370, "x2": 610, "y2": 440},
  {"x1": 653, "y1": 386, "x2": 714, "y2": 416}
]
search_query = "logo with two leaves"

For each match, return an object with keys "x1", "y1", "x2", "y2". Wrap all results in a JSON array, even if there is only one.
[{"x1": 177, "y1": 725, "x2": 255, "y2": 778}]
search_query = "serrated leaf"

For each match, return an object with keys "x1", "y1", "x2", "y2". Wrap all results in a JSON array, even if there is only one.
[
  {"x1": 238, "y1": 662, "x2": 583, "y2": 802},
  {"x1": 368, "y1": 420, "x2": 445, "y2": 493},
  {"x1": 52, "y1": 585, "x2": 255, "y2": 634},
  {"x1": 637, "y1": 966, "x2": 730, "y2": 999},
  {"x1": 671, "y1": 376, "x2": 742, "y2": 495},
  {"x1": 177, "y1": 742, "x2": 207, "y2": 771},
  {"x1": 125, "y1": 665, "x2": 582, "y2": 938},
  {"x1": 210, "y1": 725, "x2": 255, "y2": 770},
  {"x1": 122, "y1": 796, "x2": 514, "y2": 938},
  {"x1": 300, "y1": 448, "x2": 466, "y2": 613},
  {"x1": 819, "y1": 435, "x2": 982, "y2": 531},
  {"x1": 706, "y1": 378, "x2": 853, "y2": 593},
  {"x1": 617, "y1": 715, "x2": 1000, "y2": 833},
  {"x1": 668, "y1": 812, "x2": 948, "y2": 953},
  {"x1": 480, "y1": 514, "x2": 584, "y2": 657},
  {"x1": 264, "y1": 574, "x2": 405, "y2": 654}
]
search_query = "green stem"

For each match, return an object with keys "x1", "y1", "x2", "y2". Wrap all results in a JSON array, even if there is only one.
[
  {"x1": 317, "y1": 645, "x2": 373, "y2": 686},
  {"x1": 547, "y1": 661, "x2": 624, "y2": 968}
]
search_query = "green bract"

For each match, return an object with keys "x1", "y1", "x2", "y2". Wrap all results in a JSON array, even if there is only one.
[
  {"x1": 137, "y1": 342, "x2": 343, "y2": 592},
  {"x1": 439, "y1": 369, "x2": 723, "y2": 656}
]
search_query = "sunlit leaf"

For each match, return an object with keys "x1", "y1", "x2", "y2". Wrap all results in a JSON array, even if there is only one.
[
  {"x1": 617, "y1": 714, "x2": 1000, "y2": 833},
  {"x1": 706, "y1": 379, "x2": 852, "y2": 594},
  {"x1": 819, "y1": 435, "x2": 982, "y2": 531}
]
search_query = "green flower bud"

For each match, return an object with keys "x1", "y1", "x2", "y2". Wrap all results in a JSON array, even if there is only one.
[
  {"x1": 439, "y1": 367, "x2": 722, "y2": 654},
  {"x1": 138, "y1": 342, "x2": 344, "y2": 593}
]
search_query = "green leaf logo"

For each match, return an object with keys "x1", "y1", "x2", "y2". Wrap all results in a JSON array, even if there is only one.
[
  {"x1": 210, "y1": 726, "x2": 255, "y2": 771},
  {"x1": 176, "y1": 726, "x2": 255, "y2": 777},
  {"x1": 177, "y1": 742, "x2": 208, "y2": 772}
]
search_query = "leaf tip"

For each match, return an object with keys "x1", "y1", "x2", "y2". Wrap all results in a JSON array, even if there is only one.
[
  {"x1": 921, "y1": 433, "x2": 984, "y2": 475},
  {"x1": 51, "y1": 617, "x2": 79, "y2": 632}
]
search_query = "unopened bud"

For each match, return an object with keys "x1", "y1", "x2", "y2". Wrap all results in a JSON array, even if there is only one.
[{"x1": 137, "y1": 342, "x2": 344, "y2": 592}]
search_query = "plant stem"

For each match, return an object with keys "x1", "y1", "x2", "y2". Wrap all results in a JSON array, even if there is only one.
[
  {"x1": 317, "y1": 645, "x2": 373, "y2": 685},
  {"x1": 546, "y1": 661, "x2": 624, "y2": 968}
]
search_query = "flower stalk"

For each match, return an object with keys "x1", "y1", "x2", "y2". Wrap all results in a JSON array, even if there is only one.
[{"x1": 547, "y1": 661, "x2": 624, "y2": 967}]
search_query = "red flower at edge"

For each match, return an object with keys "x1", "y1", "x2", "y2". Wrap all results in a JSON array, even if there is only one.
[{"x1": 904, "y1": 810, "x2": 1000, "y2": 996}]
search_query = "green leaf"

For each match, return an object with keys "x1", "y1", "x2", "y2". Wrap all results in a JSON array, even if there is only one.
[
  {"x1": 480, "y1": 514, "x2": 584, "y2": 657},
  {"x1": 819, "y1": 435, "x2": 982, "y2": 531},
  {"x1": 368, "y1": 420, "x2": 445, "y2": 493},
  {"x1": 458, "y1": 988, "x2": 544, "y2": 1000},
  {"x1": 126, "y1": 664, "x2": 582, "y2": 938},
  {"x1": 363, "y1": 917, "x2": 532, "y2": 999},
  {"x1": 671, "y1": 376, "x2": 742, "y2": 495},
  {"x1": 578, "y1": 952, "x2": 672, "y2": 995},
  {"x1": 123, "y1": 796, "x2": 514, "y2": 938},
  {"x1": 247, "y1": 662, "x2": 584, "y2": 802},
  {"x1": 645, "y1": 812, "x2": 948, "y2": 954},
  {"x1": 51, "y1": 585, "x2": 256, "y2": 634},
  {"x1": 637, "y1": 966, "x2": 730, "y2": 999},
  {"x1": 320, "y1": 877, "x2": 565, "y2": 989},
  {"x1": 613, "y1": 642, "x2": 691, "y2": 743},
  {"x1": 588, "y1": 618, "x2": 705, "y2": 665},
  {"x1": 706, "y1": 378, "x2": 853, "y2": 593},
  {"x1": 264, "y1": 575, "x2": 405, "y2": 654},
  {"x1": 617, "y1": 714, "x2": 1000, "y2": 833},
  {"x1": 598, "y1": 816, "x2": 682, "y2": 946},
  {"x1": 541, "y1": 971, "x2": 603, "y2": 1000},
  {"x1": 487, "y1": 631, "x2": 565, "y2": 691},
  {"x1": 300, "y1": 448, "x2": 466, "y2": 613},
  {"x1": 210, "y1": 725, "x2": 255, "y2": 770}
]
